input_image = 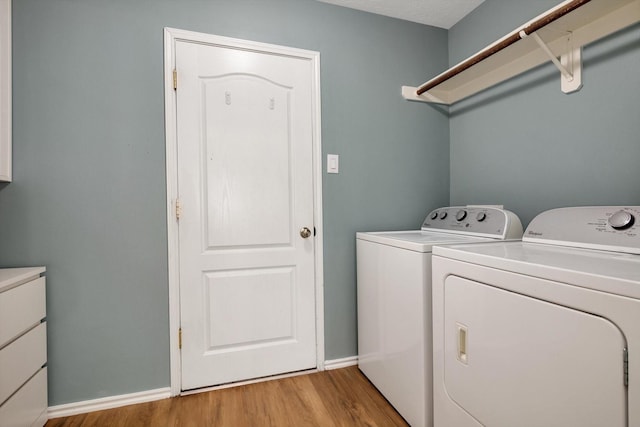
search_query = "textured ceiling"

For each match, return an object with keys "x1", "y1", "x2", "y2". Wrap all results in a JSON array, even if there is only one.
[{"x1": 315, "y1": 0, "x2": 485, "y2": 29}]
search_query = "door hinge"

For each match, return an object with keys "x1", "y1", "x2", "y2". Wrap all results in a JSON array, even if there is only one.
[
  {"x1": 178, "y1": 328, "x2": 183, "y2": 349},
  {"x1": 175, "y1": 199, "x2": 182, "y2": 220},
  {"x1": 173, "y1": 69, "x2": 178, "y2": 90},
  {"x1": 624, "y1": 347, "x2": 629, "y2": 387}
]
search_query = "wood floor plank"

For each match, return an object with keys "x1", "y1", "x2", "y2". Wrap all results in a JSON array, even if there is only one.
[
  {"x1": 313, "y1": 368, "x2": 408, "y2": 427},
  {"x1": 46, "y1": 366, "x2": 409, "y2": 426}
]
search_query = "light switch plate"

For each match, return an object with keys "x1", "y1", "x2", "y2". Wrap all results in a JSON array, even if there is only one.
[{"x1": 327, "y1": 154, "x2": 339, "y2": 174}]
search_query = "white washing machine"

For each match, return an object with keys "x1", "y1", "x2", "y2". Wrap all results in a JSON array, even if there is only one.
[
  {"x1": 357, "y1": 206, "x2": 523, "y2": 427},
  {"x1": 432, "y1": 206, "x2": 640, "y2": 427}
]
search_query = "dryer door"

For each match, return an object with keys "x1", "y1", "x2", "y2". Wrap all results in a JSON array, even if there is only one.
[{"x1": 443, "y1": 275, "x2": 626, "y2": 427}]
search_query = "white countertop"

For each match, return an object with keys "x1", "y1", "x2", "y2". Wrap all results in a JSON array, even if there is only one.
[{"x1": 0, "y1": 267, "x2": 46, "y2": 293}]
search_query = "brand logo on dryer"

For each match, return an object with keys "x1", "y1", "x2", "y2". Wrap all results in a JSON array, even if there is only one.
[{"x1": 527, "y1": 230, "x2": 543, "y2": 236}]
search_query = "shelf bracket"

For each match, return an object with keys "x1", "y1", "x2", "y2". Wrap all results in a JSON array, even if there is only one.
[
  {"x1": 401, "y1": 86, "x2": 446, "y2": 104},
  {"x1": 520, "y1": 30, "x2": 582, "y2": 94}
]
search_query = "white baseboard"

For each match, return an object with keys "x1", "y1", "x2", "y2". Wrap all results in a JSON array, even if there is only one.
[
  {"x1": 47, "y1": 359, "x2": 358, "y2": 419},
  {"x1": 48, "y1": 387, "x2": 171, "y2": 419},
  {"x1": 324, "y1": 355, "x2": 358, "y2": 370}
]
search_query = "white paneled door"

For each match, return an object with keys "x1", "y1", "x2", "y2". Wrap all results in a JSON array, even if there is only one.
[{"x1": 174, "y1": 36, "x2": 320, "y2": 390}]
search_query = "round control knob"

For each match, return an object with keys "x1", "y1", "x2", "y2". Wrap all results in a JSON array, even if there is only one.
[
  {"x1": 439, "y1": 211, "x2": 448, "y2": 220},
  {"x1": 476, "y1": 212, "x2": 487, "y2": 222},
  {"x1": 608, "y1": 210, "x2": 635, "y2": 230},
  {"x1": 456, "y1": 210, "x2": 467, "y2": 221},
  {"x1": 430, "y1": 211, "x2": 438, "y2": 220}
]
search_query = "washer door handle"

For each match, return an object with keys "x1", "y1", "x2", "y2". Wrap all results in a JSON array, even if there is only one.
[{"x1": 457, "y1": 323, "x2": 468, "y2": 364}]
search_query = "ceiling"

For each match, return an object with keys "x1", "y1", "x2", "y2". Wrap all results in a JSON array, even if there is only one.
[{"x1": 315, "y1": 0, "x2": 485, "y2": 29}]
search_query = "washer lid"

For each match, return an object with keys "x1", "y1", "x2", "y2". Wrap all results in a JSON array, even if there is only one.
[
  {"x1": 356, "y1": 230, "x2": 488, "y2": 252},
  {"x1": 433, "y1": 241, "x2": 640, "y2": 299}
]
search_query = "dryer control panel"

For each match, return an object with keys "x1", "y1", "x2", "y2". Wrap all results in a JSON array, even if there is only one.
[
  {"x1": 524, "y1": 206, "x2": 640, "y2": 254},
  {"x1": 422, "y1": 206, "x2": 523, "y2": 240}
]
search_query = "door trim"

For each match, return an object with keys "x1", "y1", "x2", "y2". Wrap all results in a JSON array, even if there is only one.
[{"x1": 163, "y1": 27, "x2": 324, "y2": 396}]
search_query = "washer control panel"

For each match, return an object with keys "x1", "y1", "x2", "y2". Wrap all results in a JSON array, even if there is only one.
[
  {"x1": 422, "y1": 206, "x2": 523, "y2": 239},
  {"x1": 524, "y1": 206, "x2": 640, "y2": 254}
]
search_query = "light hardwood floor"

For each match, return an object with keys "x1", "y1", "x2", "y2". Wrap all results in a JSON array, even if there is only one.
[{"x1": 46, "y1": 366, "x2": 409, "y2": 426}]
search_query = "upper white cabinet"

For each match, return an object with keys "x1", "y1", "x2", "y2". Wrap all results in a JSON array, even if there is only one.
[{"x1": 0, "y1": 0, "x2": 11, "y2": 182}]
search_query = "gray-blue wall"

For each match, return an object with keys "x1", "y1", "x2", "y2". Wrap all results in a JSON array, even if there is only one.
[
  {"x1": 6, "y1": 0, "x2": 634, "y2": 409},
  {"x1": 0, "y1": 0, "x2": 449, "y2": 405},
  {"x1": 449, "y1": 1, "x2": 640, "y2": 225}
]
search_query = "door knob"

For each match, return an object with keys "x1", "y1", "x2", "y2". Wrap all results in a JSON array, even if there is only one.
[{"x1": 300, "y1": 227, "x2": 312, "y2": 238}]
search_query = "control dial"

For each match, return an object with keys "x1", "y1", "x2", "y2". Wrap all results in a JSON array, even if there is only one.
[
  {"x1": 608, "y1": 210, "x2": 635, "y2": 230},
  {"x1": 439, "y1": 211, "x2": 448, "y2": 220},
  {"x1": 476, "y1": 212, "x2": 487, "y2": 222},
  {"x1": 430, "y1": 211, "x2": 438, "y2": 220},
  {"x1": 455, "y1": 210, "x2": 467, "y2": 221}
]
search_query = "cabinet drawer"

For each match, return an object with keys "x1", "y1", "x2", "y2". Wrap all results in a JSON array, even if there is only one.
[
  {"x1": 0, "y1": 277, "x2": 46, "y2": 346},
  {"x1": 0, "y1": 367, "x2": 47, "y2": 427},
  {"x1": 0, "y1": 322, "x2": 47, "y2": 405}
]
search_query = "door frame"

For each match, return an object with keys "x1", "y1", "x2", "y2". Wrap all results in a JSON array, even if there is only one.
[{"x1": 163, "y1": 27, "x2": 325, "y2": 396}]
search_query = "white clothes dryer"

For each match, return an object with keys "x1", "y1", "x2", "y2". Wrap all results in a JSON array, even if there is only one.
[
  {"x1": 432, "y1": 206, "x2": 640, "y2": 427},
  {"x1": 357, "y1": 206, "x2": 523, "y2": 427}
]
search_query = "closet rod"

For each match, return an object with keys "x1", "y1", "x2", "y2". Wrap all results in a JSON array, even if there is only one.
[{"x1": 416, "y1": 0, "x2": 591, "y2": 95}]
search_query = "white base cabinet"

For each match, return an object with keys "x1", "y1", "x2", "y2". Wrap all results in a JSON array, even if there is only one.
[{"x1": 0, "y1": 267, "x2": 47, "y2": 427}]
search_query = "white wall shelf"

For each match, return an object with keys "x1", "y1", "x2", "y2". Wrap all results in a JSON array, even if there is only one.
[{"x1": 402, "y1": 0, "x2": 640, "y2": 105}]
